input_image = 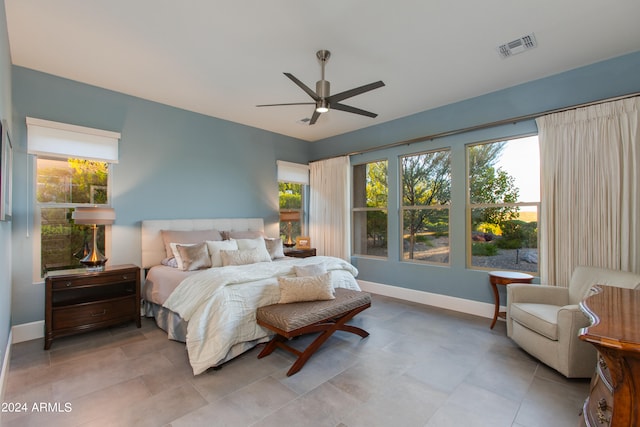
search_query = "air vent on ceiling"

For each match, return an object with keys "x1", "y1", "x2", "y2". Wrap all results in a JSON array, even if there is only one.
[{"x1": 497, "y1": 33, "x2": 537, "y2": 59}]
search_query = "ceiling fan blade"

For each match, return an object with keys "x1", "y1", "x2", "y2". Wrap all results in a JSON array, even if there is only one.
[
  {"x1": 328, "y1": 81, "x2": 385, "y2": 104},
  {"x1": 284, "y1": 73, "x2": 320, "y2": 101},
  {"x1": 256, "y1": 102, "x2": 315, "y2": 107},
  {"x1": 309, "y1": 110, "x2": 321, "y2": 125},
  {"x1": 331, "y1": 103, "x2": 378, "y2": 118}
]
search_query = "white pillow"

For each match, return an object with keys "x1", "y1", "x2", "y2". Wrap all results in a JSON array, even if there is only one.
[
  {"x1": 233, "y1": 237, "x2": 272, "y2": 263},
  {"x1": 220, "y1": 248, "x2": 266, "y2": 266},
  {"x1": 277, "y1": 272, "x2": 335, "y2": 303},
  {"x1": 206, "y1": 240, "x2": 239, "y2": 267}
]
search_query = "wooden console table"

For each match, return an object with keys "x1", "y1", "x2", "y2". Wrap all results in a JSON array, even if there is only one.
[{"x1": 579, "y1": 285, "x2": 640, "y2": 427}]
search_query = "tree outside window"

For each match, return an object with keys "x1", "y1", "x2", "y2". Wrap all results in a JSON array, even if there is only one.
[
  {"x1": 352, "y1": 160, "x2": 388, "y2": 257},
  {"x1": 401, "y1": 149, "x2": 451, "y2": 264},
  {"x1": 467, "y1": 136, "x2": 539, "y2": 273}
]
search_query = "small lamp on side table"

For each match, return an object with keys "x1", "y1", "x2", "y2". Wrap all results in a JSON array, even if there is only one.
[
  {"x1": 72, "y1": 206, "x2": 116, "y2": 271},
  {"x1": 280, "y1": 211, "x2": 300, "y2": 248}
]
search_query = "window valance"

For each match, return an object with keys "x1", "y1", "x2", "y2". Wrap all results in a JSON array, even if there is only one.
[
  {"x1": 26, "y1": 117, "x2": 121, "y2": 163},
  {"x1": 277, "y1": 160, "x2": 309, "y2": 185}
]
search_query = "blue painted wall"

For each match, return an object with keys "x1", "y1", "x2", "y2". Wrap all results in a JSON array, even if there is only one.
[
  {"x1": 10, "y1": 67, "x2": 309, "y2": 325},
  {"x1": 310, "y1": 50, "x2": 640, "y2": 305},
  {"x1": 0, "y1": 0, "x2": 13, "y2": 369},
  {"x1": 7, "y1": 28, "x2": 640, "y2": 326}
]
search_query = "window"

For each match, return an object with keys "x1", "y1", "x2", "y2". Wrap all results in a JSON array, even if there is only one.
[
  {"x1": 27, "y1": 117, "x2": 120, "y2": 279},
  {"x1": 36, "y1": 158, "x2": 111, "y2": 274},
  {"x1": 401, "y1": 149, "x2": 451, "y2": 264},
  {"x1": 467, "y1": 135, "x2": 540, "y2": 273},
  {"x1": 352, "y1": 160, "x2": 388, "y2": 257},
  {"x1": 279, "y1": 182, "x2": 304, "y2": 245},
  {"x1": 276, "y1": 161, "x2": 309, "y2": 245}
]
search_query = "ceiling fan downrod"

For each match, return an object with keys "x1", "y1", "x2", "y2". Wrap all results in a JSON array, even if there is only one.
[{"x1": 315, "y1": 50, "x2": 331, "y2": 109}]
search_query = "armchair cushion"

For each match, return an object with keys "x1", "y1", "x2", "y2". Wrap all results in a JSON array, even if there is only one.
[{"x1": 510, "y1": 303, "x2": 561, "y2": 340}]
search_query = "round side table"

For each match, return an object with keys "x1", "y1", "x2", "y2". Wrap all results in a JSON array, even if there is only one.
[{"x1": 488, "y1": 270, "x2": 534, "y2": 329}]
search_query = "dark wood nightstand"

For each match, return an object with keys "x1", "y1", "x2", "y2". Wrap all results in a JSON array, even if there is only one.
[
  {"x1": 284, "y1": 248, "x2": 317, "y2": 258},
  {"x1": 44, "y1": 264, "x2": 141, "y2": 350}
]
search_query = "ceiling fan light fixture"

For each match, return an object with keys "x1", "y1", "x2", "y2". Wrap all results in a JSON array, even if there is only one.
[{"x1": 315, "y1": 100, "x2": 329, "y2": 113}]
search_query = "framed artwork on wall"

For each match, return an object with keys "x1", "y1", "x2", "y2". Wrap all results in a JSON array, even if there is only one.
[{"x1": 1, "y1": 119, "x2": 13, "y2": 221}]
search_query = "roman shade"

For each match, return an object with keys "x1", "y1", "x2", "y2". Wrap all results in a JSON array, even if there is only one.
[
  {"x1": 26, "y1": 117, "x2": 121, "y2": 163},
  {"x1": 276, "y1": 160, "x2": 309, "y2": 185}
]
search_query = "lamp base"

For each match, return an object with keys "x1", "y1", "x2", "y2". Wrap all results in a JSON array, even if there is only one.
[
  {"x1": 79, "y1": 224, "x2": 107, "y2": 271},
  {"x1": 79, "y1": 253, "x2": 108, "y2": 271},
  {"x1": 283, "y1": 242, "x2": 296, "y2": 248}
]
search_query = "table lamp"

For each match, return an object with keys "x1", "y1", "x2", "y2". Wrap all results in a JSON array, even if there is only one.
[
  {"x1": 72, "y1": 206, "x2": 115, "y2": 270},
  {"x1": 279, "y1": 211, "x2": 300, "y2": 248}
]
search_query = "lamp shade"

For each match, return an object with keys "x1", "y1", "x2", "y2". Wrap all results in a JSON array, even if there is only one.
[
  {"x1": 280, "y1": 211, "x2": 300, "y2": 222},
  {"x1": 72, "y1": 207, "x2": 116, "y2": 225}
]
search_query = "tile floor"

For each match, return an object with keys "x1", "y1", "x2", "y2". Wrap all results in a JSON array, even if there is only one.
[{"x1": 2, "y1": 294, "x2": 589, "y2": 426}]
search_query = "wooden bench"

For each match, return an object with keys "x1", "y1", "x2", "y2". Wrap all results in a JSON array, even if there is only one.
[{"x1": 256, "y1": 288, "x2": 371, "y2": 376}]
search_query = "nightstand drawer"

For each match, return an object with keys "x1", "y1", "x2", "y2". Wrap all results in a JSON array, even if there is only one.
[
  {"x1": 51, "y1": 271, "x2": 137, "y2": 290},
  {"x1": 52, "y1": 297, "x2": 136, "y2": 330}
]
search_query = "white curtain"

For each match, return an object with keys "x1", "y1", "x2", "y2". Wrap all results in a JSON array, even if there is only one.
[
  {"x1": 309, "y1": 156, "x2": 351, "y2": 259},
  {"x1": 536, "y1": 96, "x2": 640, "y2": 286}
]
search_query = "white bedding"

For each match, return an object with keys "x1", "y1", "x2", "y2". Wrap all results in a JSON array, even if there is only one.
[{"x1": 162, "y1": 256, "x2": 360, "y2": 375}]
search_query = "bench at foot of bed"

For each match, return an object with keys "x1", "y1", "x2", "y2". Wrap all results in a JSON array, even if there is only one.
[{"x1": 256, "y1": 288, "x2": 371, "y2": 376}]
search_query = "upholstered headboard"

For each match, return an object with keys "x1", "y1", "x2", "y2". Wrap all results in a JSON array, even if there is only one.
[{"x1": 141, "y1": 218, "x2": 264, "y2": 269}]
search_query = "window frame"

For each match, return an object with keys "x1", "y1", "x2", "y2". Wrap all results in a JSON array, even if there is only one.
[
  {"x1": 351, "y1": 158, "x2": 389, "y2": 259},
  {"x1": 399, "y1": 148, "x2": 452, "y2": 265},
  {"x1": 465, "y1": 135, "x2": 540, "y2": 273},
  {"x1": 278, "y1": 181, "x2": 307, "y2": 241},
  {"x1": 32, "y1": 156, "x2": 114, "y2": 282}
]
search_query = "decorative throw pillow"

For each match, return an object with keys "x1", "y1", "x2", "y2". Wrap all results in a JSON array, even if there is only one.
[
  {"x1": 277, "y1": 272, "x2": 335, "y2": 304},
  {"x1": 264, "y1": 237, "x2": 285, "y2": 259},
  {"x1": 170, "y1": 242, "x2": 193, "y2": 270},
  {"x1": 234, "y1": 237, "x2": 272, "y2": 263},
  {"x1": 161, "y1": 257, "x2": 179, "y2": 268},
  {"x1": 294, "y1": 264, "x2": 327, "y2": 277},
  {"x1": 161, "y1": 229, "x2": 222, "y2": 258},
  {"x1": 176, "y1": 242, "x2": 212, "y2": 271},
  {"x1": 206, "y1": 239, "x2": 239, "y2": 267},
  {"x1": 220, "y1": 248, "x2": 265, "y2": 266}
]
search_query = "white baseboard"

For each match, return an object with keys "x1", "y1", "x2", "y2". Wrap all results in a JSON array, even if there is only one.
[
  {"x1": 11, "y1": 321, "x2": 44, "y2": 344},
  {"x1": 6, "y1": 284, "x2": 498, "y2": 346},
  {"x1": 1, "y1": 330, "x2": 12, "y2": 403},
  {"x1": 357, "y1": 280, "x2": 499, "y2": 319}
]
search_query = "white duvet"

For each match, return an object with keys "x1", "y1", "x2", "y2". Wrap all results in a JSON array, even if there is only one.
[{"x1": 163, "y1": 256, "x2": 360, "y2": 375}]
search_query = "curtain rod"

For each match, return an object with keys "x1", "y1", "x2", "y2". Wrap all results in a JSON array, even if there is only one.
[{"x1": 313, "y1": 91, "x2": 640, "y2": 161}]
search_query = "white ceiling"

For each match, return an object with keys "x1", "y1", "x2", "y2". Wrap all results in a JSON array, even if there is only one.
[{"x1": 5, "y1": 1, "x2": 640, "y2": 142}]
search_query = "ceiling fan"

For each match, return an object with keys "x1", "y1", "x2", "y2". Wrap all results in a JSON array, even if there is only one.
[{"x1": 257, "y1": 50, "x2": 385, "y2": 125}]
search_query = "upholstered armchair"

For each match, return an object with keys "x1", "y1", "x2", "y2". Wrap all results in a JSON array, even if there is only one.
[{"x1": 506, "y1": 266, "x2": 640, "y2": 378}]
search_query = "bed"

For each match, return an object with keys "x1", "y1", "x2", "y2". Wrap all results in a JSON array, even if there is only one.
[{"x1": 140, "y1": 218, "x2": 361, "y2": 375}]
